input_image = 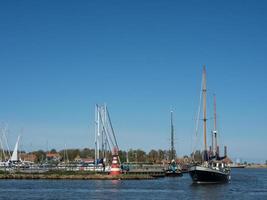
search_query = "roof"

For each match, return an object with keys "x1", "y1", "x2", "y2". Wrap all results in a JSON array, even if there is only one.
[{"x1": 46, "y1": 153, "x2": 60, "y2": 157}]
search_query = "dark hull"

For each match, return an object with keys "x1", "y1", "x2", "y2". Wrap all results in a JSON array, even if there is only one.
[
  {"x1": 230, "y1": 165, "x2": 246, "y2": 169},
  {"x1": 165, "y1": 170, "x2": 183, "y2": 177},
  {"x1": 189, "y1": 166, "x2": 230, "y2": 183}
]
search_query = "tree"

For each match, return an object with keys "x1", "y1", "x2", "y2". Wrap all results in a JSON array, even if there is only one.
[
  {"x1": 118, "y1": 150, "x2": 127, "y2": 163},
  {"x1": 148, "y1": 149, "x2": 158, "y2": 163},
  {"x1": 32, "y1": 150, "x2": 46, "y2": 163},
  {"x1": 127, "y1": 149, "x2": 136, "y2": 162},
  {"x1": 59, "y1": 149, "x2": 80, "y2": 162},
  {"x1": 50, "y1": 149, "x2": 57, "y2": 153},
  {"x1": 158, "y1": 149, "x2": 165, "y2": 161},
  {"x1": 80, "y1": 148, "x2": 94, "y2": 158},
  {"x1": 136, "y1": 149, "x2": 146, "y2": 162},
  {"x1": 127, "y1": 149, "x2": 147, "y2": 163}
]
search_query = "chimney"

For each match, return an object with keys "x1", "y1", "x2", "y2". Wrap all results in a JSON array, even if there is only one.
[
  {"x1": 216, "y1": 146, "x2": 220, "y2": 157},
  {"x1": 211, "y1": 132, "x2": 214, "y2": 154},
  {"x1": 224, "y1": 146, "x2": 227, "y2": 157}
]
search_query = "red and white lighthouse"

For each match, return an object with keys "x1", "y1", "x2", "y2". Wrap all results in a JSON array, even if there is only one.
[{"x1": 109, "y1": 148, "x2": 121, "y2": 176}]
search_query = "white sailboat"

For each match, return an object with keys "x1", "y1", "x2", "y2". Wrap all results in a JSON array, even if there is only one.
[
  {"x1": 6, "y1": 135, "x2": 22, "y2": 168},
  {"x1": 10, "y1": 135, "x2": 20, "y2": 162}
]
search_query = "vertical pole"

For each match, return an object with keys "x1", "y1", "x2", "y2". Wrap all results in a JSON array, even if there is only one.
[
  {"x1": 203, "y1": 66, "x2": 207, "y2": 153},
  {"x1": 214, "y1": 132, "x2": 217, "y2": 156},
  {"x1": 170, "y1": 110, "x2": 175, "y2": 161},
  {"x1": 213, "y1": 94, "x2": 217, "y2": 131},
  {"x1": 94, "y1": 104, "x2": 98, "y2": 167},
  {"x1": 217, "y1": 146, "x2": 220, "y2": 157},
  {"x1": 97, "y1": 106, "x2": 100, "y2": 160},
  {"x1": 104, "y1": 104, "x2": 107, "y2": 161},
  {"x1": 213, "y1": 94, "x2": 218, "y2": 156},
  {"x1": 94, "y1": 105, "x2": 96, "y2": 165},
  {"x1": 213, "y1": 131, "x2": 214, "y2": 156}
]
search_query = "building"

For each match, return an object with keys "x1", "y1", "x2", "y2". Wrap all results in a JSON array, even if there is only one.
[
  {"x1": 20, "y1": 153, "x2": 36, "y2": 163},
  {"x1": 46, "y1": 152, "x2": 61, "y2": 161}
]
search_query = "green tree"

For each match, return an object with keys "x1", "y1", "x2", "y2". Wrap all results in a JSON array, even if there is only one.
[
  {"x1": 158, "y1": 149, "x2": 165, "y2": 161},
  {"x1": 80, "y1": 148, "x2": 95, "y2": 158},
  {"x1": 126, "y1": 149, "x2": 146, "y2": 163},
  {"x1": 32, "y1": 150, "x2": 46, "y2": 163},
  {"x1": 118, "y1": 150, "x2": 127, "y2": 163},
  {"x1": 127, "y1": 149, "x2": 136, "y2": 162},
  {"x1": 148, "y1": 149, "x2": 158, "y2": 163},
  {"x1": 136, "y1": 149, "x2": 146, "y2": 162},
  {"x1": 50, "y1": 149, "x2": 57, "y2": 153},
  {"x1": 59, "y1": 149, "x2": 80, "y2": 162}
]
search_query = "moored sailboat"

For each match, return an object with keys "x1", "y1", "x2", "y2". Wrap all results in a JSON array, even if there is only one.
[
  {"x1": 189, "y1": 66, "x2": 231, "y2": 184},
  {"x1": 165, "y1": 111, "x2": 182, "y2": 177}
]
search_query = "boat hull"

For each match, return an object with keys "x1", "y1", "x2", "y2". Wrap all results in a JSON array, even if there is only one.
[
  {"x1": 189, "y1": 166, "x2": 230, "y2": 183},
  {"x1": 165, "y1": 170, "x2": 183, "y2": 177},
  {"x1": 230, "y1": 165, "x2": 246, "y2": 168}
]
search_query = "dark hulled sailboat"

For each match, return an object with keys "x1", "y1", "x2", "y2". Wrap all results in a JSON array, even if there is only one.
[{"x1": 189, "y1": 66, "x2": 231, "y2": 184}]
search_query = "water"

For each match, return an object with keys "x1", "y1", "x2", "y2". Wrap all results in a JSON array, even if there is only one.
[{"x1": 0, "y1": 169, "x2": 266, "y2": 200}]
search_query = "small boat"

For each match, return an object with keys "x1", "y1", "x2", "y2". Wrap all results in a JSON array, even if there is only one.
[
  {"x1": 165, "y1": 159, "x2": 183, "y2": 177},
  {"x1": 189, "y1": 66, "x2": 231, "y2": 184}
]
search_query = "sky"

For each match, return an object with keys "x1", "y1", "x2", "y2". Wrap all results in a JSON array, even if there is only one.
[{"x1": 0, "y1": 0, "x2": 266, "y2": 163}]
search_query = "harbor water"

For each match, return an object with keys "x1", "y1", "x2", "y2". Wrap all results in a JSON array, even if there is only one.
[{"x1": 0, "y1": 168, "x2": 266, "y2": 200}]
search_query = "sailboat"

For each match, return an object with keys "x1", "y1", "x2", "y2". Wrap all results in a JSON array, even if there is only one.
[
  {"x1": 165, "y1": 110, "x2": 183, "y2": 177},
  {"x1": 8, "y1": 135, "x2": 22, "y2": 166},
  {"x1": 189, "y1": 66, "x2": 231, "y2": 184}
]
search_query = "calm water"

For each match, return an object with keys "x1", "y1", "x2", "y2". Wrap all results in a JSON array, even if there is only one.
[{"x1": 0, "y1": 169, "x2": 266, "y2": 200}]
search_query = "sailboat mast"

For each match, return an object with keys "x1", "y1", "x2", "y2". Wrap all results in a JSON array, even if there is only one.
[
  {"x1": 170, "y1": 110, "x2": 175, "y2": 160},
  {"x1": 213, "y1": 94, "x2": 217, "y2": 131},
  {"x1": 202, "y1": 66, "x2": 207, "y2": 153},
  {"x1": 213, "y1": 94, "x2": 218, "y2": 155}
]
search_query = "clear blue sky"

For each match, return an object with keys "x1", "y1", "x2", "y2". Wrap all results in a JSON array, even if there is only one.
[{"x1": 0, "y1": 0, "x2": 266, "y2": 163}]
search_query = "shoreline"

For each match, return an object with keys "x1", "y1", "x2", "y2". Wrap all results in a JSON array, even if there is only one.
[
  {"x1": 0, "y1": 173, "x2": 155, "y2": 180},
  {"x1": 244, "y1": 165, "x2": 267, "y2": 169}
]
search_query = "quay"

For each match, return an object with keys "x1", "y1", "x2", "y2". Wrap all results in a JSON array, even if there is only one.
[
  {"x1": 0, "y1": 173, "x2": 155, "y2": 180},
  {"x1": 0, "y1": 168, "x2": 166, "y2": 180}
]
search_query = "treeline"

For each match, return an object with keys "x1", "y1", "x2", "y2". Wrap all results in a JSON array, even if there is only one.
[
  {"x1": 0, "y1": 148, "x2": 204, "y2": 164},
  {"x1": 30, "y1": 148, "x2": 185, "y2": 164}
]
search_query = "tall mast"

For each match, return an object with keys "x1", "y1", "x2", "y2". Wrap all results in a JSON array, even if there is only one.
[
  {"x1": 213, "y1": 94, "x2": 218, "y2": 156},
  {"x1": 202, "y1": 65, "x2": 207, "y2": 157},
  {"x1": 170, "y1": 110, "x2": 175, "y2": 160},
  {"x1": 94, "y1": 104, "x2": 99, "y2": 164},
  {"x1": 213, "y1": 94, "x2": 217, "y2": 131}
]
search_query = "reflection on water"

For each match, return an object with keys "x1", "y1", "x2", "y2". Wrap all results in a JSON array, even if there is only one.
[
  {"x1": 111, "y1": 179, "x2": 120, "y2": 185},
  {"x1": 0, "y1": 169, "x2": 266, "y2": 200}
]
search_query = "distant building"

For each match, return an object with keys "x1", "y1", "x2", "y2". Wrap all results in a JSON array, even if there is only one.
[
  {"x1": 74, "y1": 155, "x2": 82, "y2": 163},
  {"x1": 222, "y1": 157, "x2": 233, "y2": 164},
  {"x1": 20, "y1": 153, "x2": 36, "y2": 162},
  {"x1": 74, "y1": 155, "x2": 94, "y2": 164},
  {"x1": 46, "y1": 153, "x2": 61, "y2": 161},
  {"x1": 176, "y1": 156, "x2": 193, "y2": 165},
  {"x1": 82, "y1": 158, "x2": 94, "y2": 164}
]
